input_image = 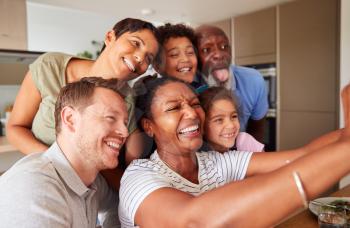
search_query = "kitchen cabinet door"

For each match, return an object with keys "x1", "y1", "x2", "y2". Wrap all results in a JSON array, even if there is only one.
[
  {"x1": 279, "y1": 0, "x2": 338, "y2": 113},
  {"x1": 0, "y1": 0, "x2": 27, "y2": 50},
  {"x1": 234, "y1": 7, "x2": 276, "y2": 65},
  {"x1": 278, "y1": 111, "x2": 336, "y2": 150},
  {"x1": 278, "y1": 0, "x2": 339, "y2": 149}
]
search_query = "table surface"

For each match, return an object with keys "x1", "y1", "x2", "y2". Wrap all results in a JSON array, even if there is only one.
[{"x1": 276, "y1": 184, "x2": 350, "y2": 228}]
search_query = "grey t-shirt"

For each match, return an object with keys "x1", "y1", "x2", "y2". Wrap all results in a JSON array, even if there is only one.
[{"x1": 0, "y1": 142, "x2": 120, "y2": 228}]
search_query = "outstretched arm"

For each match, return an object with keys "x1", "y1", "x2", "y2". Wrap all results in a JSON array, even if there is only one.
[
  {"x1": 6, "y1": 71, "x2": 48, "y2": 154},
  {"x1": 247, "y1": 84, "x2": 350, "y2": 175},
  {"x1": 133, "y1": 84, "x2": 350, "y2": 227},
  {"x1": 135, "y1": 133, "x2": 350, "y2": 227},
  {"x1": 246, "y1": 128, "x2": 342, "y2": 176}
]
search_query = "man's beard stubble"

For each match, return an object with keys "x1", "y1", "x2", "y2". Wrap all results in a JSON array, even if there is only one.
[{"x1": 76, "y1": 133, "x2": 102, "y2": 170}]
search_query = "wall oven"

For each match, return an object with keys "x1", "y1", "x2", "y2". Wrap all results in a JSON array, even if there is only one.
[{"x1": 245, "y1": 63, "x2": 277, "y2": 151}]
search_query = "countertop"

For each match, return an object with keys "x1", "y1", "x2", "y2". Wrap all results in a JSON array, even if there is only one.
[
  {"x1": 0, "y1": 136, "x2": 16, "y2": 153},
  {"x1": 277, "y1": 184, "x2": 350, "y2": 227}
]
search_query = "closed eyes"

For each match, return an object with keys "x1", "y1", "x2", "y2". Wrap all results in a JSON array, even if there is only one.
[
  {"x1": 106, "y1": 116, "x2": 116, "y2": 122},
  {"x1": 165, "y1": 105, "x2": 181, "y2": 112}
]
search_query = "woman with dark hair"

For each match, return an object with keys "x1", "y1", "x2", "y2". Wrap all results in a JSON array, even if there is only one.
[
  {"x1": 119, "y1": 76, "x2": 350, "y2": 227},
  {"x1": 153, "y1": 23, "x2": 206, "y2": 90},
  {"x1": 7, "y1": 18, "x2": 159, "y2": 156}
]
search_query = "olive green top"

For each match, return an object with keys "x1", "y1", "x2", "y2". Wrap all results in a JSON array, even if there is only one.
[{"x1": 30, "y1": 52, "x2": 136, "y2": 146}]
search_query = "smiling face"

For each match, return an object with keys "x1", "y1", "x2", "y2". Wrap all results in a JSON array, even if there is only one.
[
  {"x1": 73, "y1": 87, "x2": 129, "y2": 170},
  {"x1": 196, "y1": 26, "x2": 232, "y2": 82},
  {"x1": 161, "y1": 37, "x2": 198, "y2": 83},
  {"x1": 104, "y1": 29, "x2": 159, "y2": 81},
  {"x1": 145, "y1": 81, "x2": 205, "y2": 154},
  {"x1": 205, "y1": 99, "x2": 240, "y2": 153}
]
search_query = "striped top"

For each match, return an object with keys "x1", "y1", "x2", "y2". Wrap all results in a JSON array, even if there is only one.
[{"x1": 118, "y1": 150, "x2": 253, "y2": 227}]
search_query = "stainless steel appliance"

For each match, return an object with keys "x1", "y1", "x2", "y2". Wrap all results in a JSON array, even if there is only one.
[{"x1": 244, "y1": 63, "x2": 277, "y2": 151}]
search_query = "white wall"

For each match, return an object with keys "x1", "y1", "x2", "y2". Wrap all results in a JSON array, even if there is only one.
[
  {"x1": 339, "y1": 0, "x2": 350, "y2": 188},
  {"x1": 27, "y1": 2, "x2": 119, "y2": 56}
]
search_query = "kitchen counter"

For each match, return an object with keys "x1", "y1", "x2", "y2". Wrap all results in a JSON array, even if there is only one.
[
  {"x1": 277, "y1": 184, "x2": 350, "y2": 227},
  {"x1": 0, "y1": 136, "x2": 16, "y2": 153}
]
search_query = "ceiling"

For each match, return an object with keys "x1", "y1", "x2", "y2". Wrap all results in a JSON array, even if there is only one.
[{"x1": 27, "y1": 0, "x2": 293, "y2": 24}]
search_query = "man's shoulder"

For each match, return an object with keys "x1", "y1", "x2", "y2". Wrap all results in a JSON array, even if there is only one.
[
  {"x1": 0, "y1": 152, "x2": 68, "y2": 207},
  {"x1": 0, "y1": 152, "x2": 60, "y2": 189},
  {"x1": 231, "y1": 65, "x2": 265, "y2": 88},
  {"x1": 232, "y1": 65, "x2": 263, "y2": 79},
  {"x1": 2, "y1": 152, "x2": 49, "y2": 173},
  {"x1": 0, "y1": 152, "x2": 71, "y2": 227}
]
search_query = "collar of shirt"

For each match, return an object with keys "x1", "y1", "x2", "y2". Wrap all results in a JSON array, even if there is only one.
[{"x1": 44, "y1": 142, "x2": 96, "y2": 197}]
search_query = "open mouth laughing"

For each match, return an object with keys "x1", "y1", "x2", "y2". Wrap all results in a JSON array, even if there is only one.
[
  {"x1": 220, "y1": 132, "x2": 236, "y2": 138},
  {"x1": 106, "y1": 141, "x2": 121, "y2": 149},
  {"x1": 178, "y1": 124, "x2": 200, "y2": 137},
  {"x1": 104, "y1": 139, "x2": 123, "y2": 156},
  {"x1": 177, "y1": 66, "x2": 193, "y2": 74},
  {"x1": 123, "y1": 57, "x2": 136, "y2": 73}
]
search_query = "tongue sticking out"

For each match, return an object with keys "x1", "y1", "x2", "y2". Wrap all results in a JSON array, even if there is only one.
[{"x1": 212, "y1": 69, "x2": 230, "y2": 82}]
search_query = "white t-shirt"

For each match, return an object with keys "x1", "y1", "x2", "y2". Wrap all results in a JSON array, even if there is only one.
[{"x1": 118, "y1": 150, "x2": 253, "y2": 227}]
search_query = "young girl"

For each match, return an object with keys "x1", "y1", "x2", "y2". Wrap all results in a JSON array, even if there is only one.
[{"x1": 199, "y1": 86, "x2": 264, "y2": 152}]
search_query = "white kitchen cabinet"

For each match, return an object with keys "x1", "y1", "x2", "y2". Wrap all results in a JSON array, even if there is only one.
[{"x1": 0, "y1": 0, "x2": 27, "y2": 50}]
